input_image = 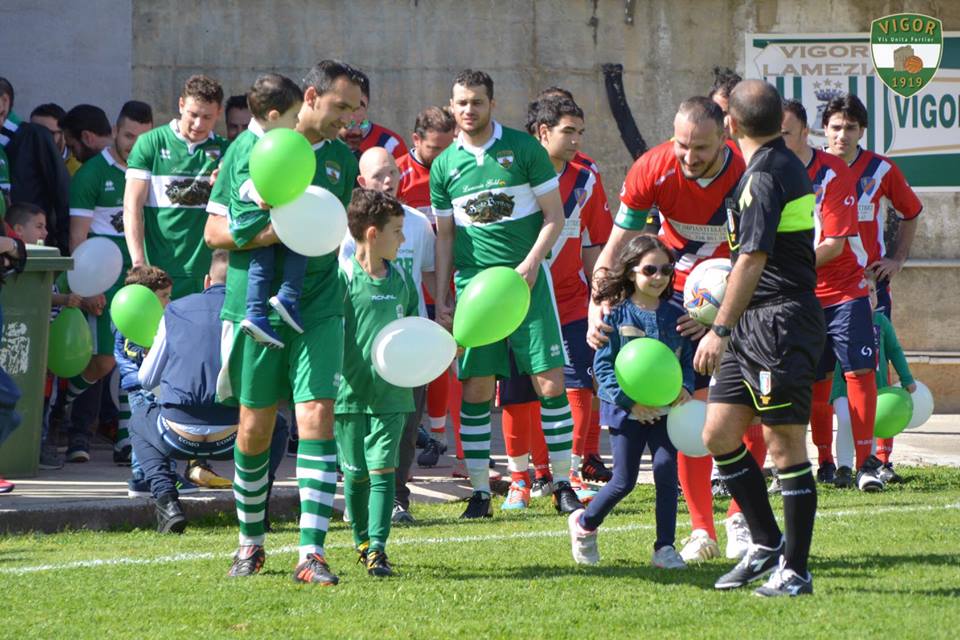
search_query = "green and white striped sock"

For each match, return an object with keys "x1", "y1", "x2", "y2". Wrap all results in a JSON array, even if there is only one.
[
  {"x1": 460, "y1": 400, "x2": 491, "y2": 495},
  {"x1": 233, "y1": 447, "x2": 270, "y2": 547},
  {"x1": 64, "y1": 374, "x2": 94, "y2": 408},
  {"x1": 540, "y1": 395, "x2": 574, "y2": 482},
  {"x1": 116, "y1": 391, "x2": 131, "y2": 446},
  {"x1": 297, "y1": 439, "x2": 337, "y2": 562}
]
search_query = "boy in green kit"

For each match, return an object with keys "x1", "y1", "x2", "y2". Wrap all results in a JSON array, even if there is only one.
[{"x1": 337, "y1": 188, "x2": 419, "y2": 578}]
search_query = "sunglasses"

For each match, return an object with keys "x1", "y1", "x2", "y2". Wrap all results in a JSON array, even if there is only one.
[{"x1": 632, "y1": 263, "x2": 675, "y2": 277}]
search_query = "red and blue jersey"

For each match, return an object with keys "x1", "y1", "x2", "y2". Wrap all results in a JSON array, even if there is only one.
[
  {"x1": 359, "y1": 122, "x2": 409, "y2": 161},
  {"x1": 617, "y1": 141, "x2": 744, "y2": 291},
  {"x1": 396, "y1": 150, "x2": 432, "y2": 221},
  {"x1": 846, "y1": 148, "x2": 922, "y2": 266},
  {"x1": 808, "y1": 149, "x2": 868, "y2": 307},
  {"x1": 548, "y1": 160, "x2": 612, "y2": 325}
]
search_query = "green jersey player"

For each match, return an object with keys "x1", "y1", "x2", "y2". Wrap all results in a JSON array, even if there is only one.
[
  {"x1": 430, "y1": 70, "x2": 581, "y2": 519},
  {"x1": 124, "y1": 75, "x2": 225, "y2": 300},
  {"x1": 204, "y1": 60, "x2": 362, "y2": 587},
  {"x1": 336, "y1": 188, "x2": 419, "y2": 578}
]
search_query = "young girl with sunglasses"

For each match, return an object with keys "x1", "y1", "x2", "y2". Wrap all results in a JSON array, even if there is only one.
[{"x1": 568, "y1": 234, "x2": 694, "y2": 568}]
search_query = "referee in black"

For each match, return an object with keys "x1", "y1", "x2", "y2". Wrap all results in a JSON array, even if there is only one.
[{"x1": 694, "y1": 79, "x2": 825, "y2": 597}]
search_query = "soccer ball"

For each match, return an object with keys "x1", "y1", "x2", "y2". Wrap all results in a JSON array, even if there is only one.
[{"x1": 683, "y1": 259, "x2": 732, "y2": 326}]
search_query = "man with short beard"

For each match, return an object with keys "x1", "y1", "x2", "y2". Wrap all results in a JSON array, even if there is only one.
[
  {"x1": 62, "y1": 100, "x2": 154, "y2": 465},
  {"x1": 60, "y1": 105, "x2": 113, "y2": 164},
  {"x1": 124, "y1": 74, "x2": 226, "y2": 299},
  {"x1": 205, "y1": 60, "x2": 361, "y2": 586},
  {"x1": 430, "y1": 69, "x2": 581, "y2": 519}
]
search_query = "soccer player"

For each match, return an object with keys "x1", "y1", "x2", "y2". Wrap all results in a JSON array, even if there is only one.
[
  {"x1": 588, "y1": 97, "x2": 765, "y2": 564},
  {"x1": 395, "y1": 106, "x2": 461, "y2": 466},
  {"x1": 822, "y1": 94, "x2": 922, "y2": 479},
  {"x1": 205, "y1": 60, "x2": 361, "y2": 585},
  {"x1": 695, "y1": 80, "x2": 825, "y2": 597},
  {"x1": 524, "y1": 86, "x2": 599, "y2": 174},
  {"x1": 500, "y1": 94, "x2": 613, "y2": 510},
  {"x1": 431, "y1": 69, "x2": 582, "y2": 518},
  {"x1": 60, "y1": 105, "x2": 113, "y2": 164},
  {"x1": 224, "y1": 94, "x2": 251, "y2": 141},
  {"x1": 780, "y1": 99, "x2": 880, "y2": 492},
  {"x1": 339, "y1": 69, "x2": 408, "y2": 161},
  {"x1": 337, "y1": 188, "x2": 420, "y2": 576},
  {"x1": 342, "y1": 147, "x2": 437, "y2": 523},
  {"x1": 124, "y1": 74, "x2": 226, "y2": 300},
  {"x1": 64, "y1": 100, "x2": 153, "y2": 464}
]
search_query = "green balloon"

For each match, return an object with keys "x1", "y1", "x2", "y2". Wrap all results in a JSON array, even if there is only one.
[
  {"x1": 614, "y1": 338, "x2": 682, "y2": 407},
  {"x1": 453, "y1": 267, "x2": 531, "y2": 347},
  {"x1": 249, "y1": 128, "x2": 317, "y2": 206},
  {"x1": 110, "y1": 284, "x2": 163, "y2": 347},
  {"x1": 47, "y1": 308, "x2": 93, "y2": 378},
  {"x1": 874, "y1": 387, "x2": 913, "y2": 438}
]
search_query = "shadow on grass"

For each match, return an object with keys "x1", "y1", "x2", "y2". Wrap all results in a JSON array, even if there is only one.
[{"x1": 417, "y1": 560, "x2": 721, "y2": 587}]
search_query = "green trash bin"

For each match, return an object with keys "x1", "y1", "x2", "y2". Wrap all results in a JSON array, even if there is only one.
[{"x1": 0, "y1": 245, "x2": 73, "y2": 477}]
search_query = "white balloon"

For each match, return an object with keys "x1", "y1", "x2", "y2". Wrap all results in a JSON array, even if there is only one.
[
  {"x1": 906, "y1": 380, "x2": 934, "y2": 429},
  {"x1": 666, "y1": 399, "x2": 709, "y2": 457},
  {"x1": 67, "y1": 237, "x2": 123, "y2": 296},
  {"x1": 372, "y1": 317, "x2": 457, "y2": 388},
  {"x1": 270, "y1": 185, "x2": 347, "y2": 257}
]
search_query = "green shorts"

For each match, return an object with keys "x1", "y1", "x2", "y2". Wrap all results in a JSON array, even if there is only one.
[
  {"x1": 217, "y1": 316, "x2": 344, "y2": 408},
  {"x1": 455, "y1": 265, "x2": 567, "y2": 380},
  {"x1": 334, "y1": 412, "x2": 406, "y2": 472}
]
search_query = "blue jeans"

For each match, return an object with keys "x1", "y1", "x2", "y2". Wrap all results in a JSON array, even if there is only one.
[
  {"x1": 581, "y1": 403, "x2": 679, "y2": 550},
  {"x1": 128, "y1": 391, "x2": 289, "y2": 499},
  {"x1": 246, "y1": 245, "x2": 308, "y2": 319}
]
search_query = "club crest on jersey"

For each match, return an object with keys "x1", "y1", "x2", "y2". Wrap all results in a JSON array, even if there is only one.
[
  {"x1": 110, "y1": 211, "x2": 124, "y2": 233},
  {"x1": 813, "y1": 183, "x2": 824, "y2": 204},
  {"x1": 326, "y1": 161, "x2": 342, "y2": 184},
  {"x1": 860, "y1": 176, "x2": 878, "y2": 195},
  {"x1": 205, "y1": 148, "x2": 222, "y2": 161},
  {"x1": 165, "y1": 178, "x2": 212, "y2": 206},
  {"x1": 396, "y1": 304, "x2": 404, "y2": 318},
  {"x1": 496, "y1": 150, "x2": 514, "y2": 170},
  {"x1": 759, "y1": 370, "x2": 773, "y2": 405},
  {"x1": 574, "y1": 188, "x2": 589, "y2": 208},
  {"x1": 463, "y1": 190, "x2": 514, "y2": 224}
]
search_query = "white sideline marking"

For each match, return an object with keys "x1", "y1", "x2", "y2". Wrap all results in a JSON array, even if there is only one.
[{"x1": 2, "y1": 501, "x2": 957, "y2": 576}]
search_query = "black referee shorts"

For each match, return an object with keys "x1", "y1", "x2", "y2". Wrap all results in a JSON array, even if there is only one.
[{"x1": 709, "y1": 295, "x2": 825, "y2": 426}]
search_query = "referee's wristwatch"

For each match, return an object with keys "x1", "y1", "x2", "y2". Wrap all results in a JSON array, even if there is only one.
[{"x1": 711, "y1": 323, "x2": 732, "y2": 338}]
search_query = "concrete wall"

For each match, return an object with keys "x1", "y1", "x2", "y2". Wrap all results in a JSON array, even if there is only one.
[
  {"x1": 0, "y1": 0, "x2": 133, "y2": 122},
  {"x1": 3, "y1": 0, "x2": 959, "y2": 406}
]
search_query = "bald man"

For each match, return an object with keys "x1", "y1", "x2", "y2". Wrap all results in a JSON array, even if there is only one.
[
  {"x1": 340, "y1": 146, "x2": 437, "y2": 522},
  {"x1": 695, "y1": 80, "x2": 823, "y2": 597}
]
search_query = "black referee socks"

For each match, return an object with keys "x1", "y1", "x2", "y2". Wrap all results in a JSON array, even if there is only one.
[
  {"x1": 778, "y1": 462, "x2": 817, "y2": 576},
  {"x1": 714, "y1": 444, "x2": 782, "y2": 549}
]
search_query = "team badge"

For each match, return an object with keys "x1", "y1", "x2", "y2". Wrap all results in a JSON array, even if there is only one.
[
  {"x1": 574, "y1": 188, "x2": 589, "y2": 208},
  {"x1": 326, "y1": 161, "x2": 342, "y2": 184},
  {"x1": 205, "y1": 147, "x2": 222, "y2": 161},
  {"x1": 759, "y1": 370, "x2": 772, "y2": 406},
  {"x1": 860, "y1": 176, "x2": 878, "y2": 195},
  {"x1": 396, "y1": 304, "x2": 404, "y2": 319},
  {"x1": 871, "y1": 13, "x2": 942, "y2": 98},
  {"x1": 496, "y1": 150, "x2": 514, "y2": 170},
  {"x1": 813, "y1": 183, "x2": 824, "y2": 204}
]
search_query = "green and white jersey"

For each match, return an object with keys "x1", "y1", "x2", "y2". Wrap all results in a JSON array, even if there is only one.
[
  {"x1": 213, "y1": 131, "x2": 359, "y2": 330},
  {"x1": 335, "y1": 256, "x2": 419, "y2": 415},
  {"x1": 429, "y1": 121, "x2": 559, "y2": 271},
  {"x1": 70, "y1": 148, "x2": 127, "y2": 238},
  {"x1": 0, "y1": 145, "x2": 9, "y2": 220},
  {"x1": 126, "y1": 120, "x2": 226, "y2": 277}
]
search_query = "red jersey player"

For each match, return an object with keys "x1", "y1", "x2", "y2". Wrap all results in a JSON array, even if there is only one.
[
  {"x1": 338, "y1": 69, "x2": 408, "y2": 161},
  {"x1": 781, "y1": 99, "x2": 880, "y2": 493},
  {"x1": 822, "y1": 94, "x2": 922, "y2": 481},
  {"x1": 589, "y1": 97, "x2": 772, "y2": 564}
]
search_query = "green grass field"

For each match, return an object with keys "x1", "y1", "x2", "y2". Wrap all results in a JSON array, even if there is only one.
[{"x1": 2, "y1": 467, "x2": 960, "y2": 639}]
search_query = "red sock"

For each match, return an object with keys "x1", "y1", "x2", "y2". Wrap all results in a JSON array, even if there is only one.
[
  {"x1": 810, "y1": 378, "x2": 834, "y2": 465},
  {"x1": 450, "y1": 373, "x2": 464, "y2": 459},
  {"x1": 728, "y1": 422, "x2": 767, "y2": 517},
  {"x1": 502, "y1": 403, "x2": 531, "y2": 483},
  {"x1": 426, "y1": 371, "x2": 449, "y2": 433},
  {"x1": 875, "y1": 437, "x2": 894, "y2": 464},
  {"x1": 846, "y1": 370, "x2": 878, "y2": 468},
  {"x1": 585, "y1": 403, "x2": 601, "y2": 456},
  {"x1": 679, "y1": 452, "x2": 716, "y2": 539},
  {"x1": 526, "y1": 402, "x2": 549, "y2": 474},
  {"x1": 566, "y1": 388, "x2": 593, "y2": 458}
]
